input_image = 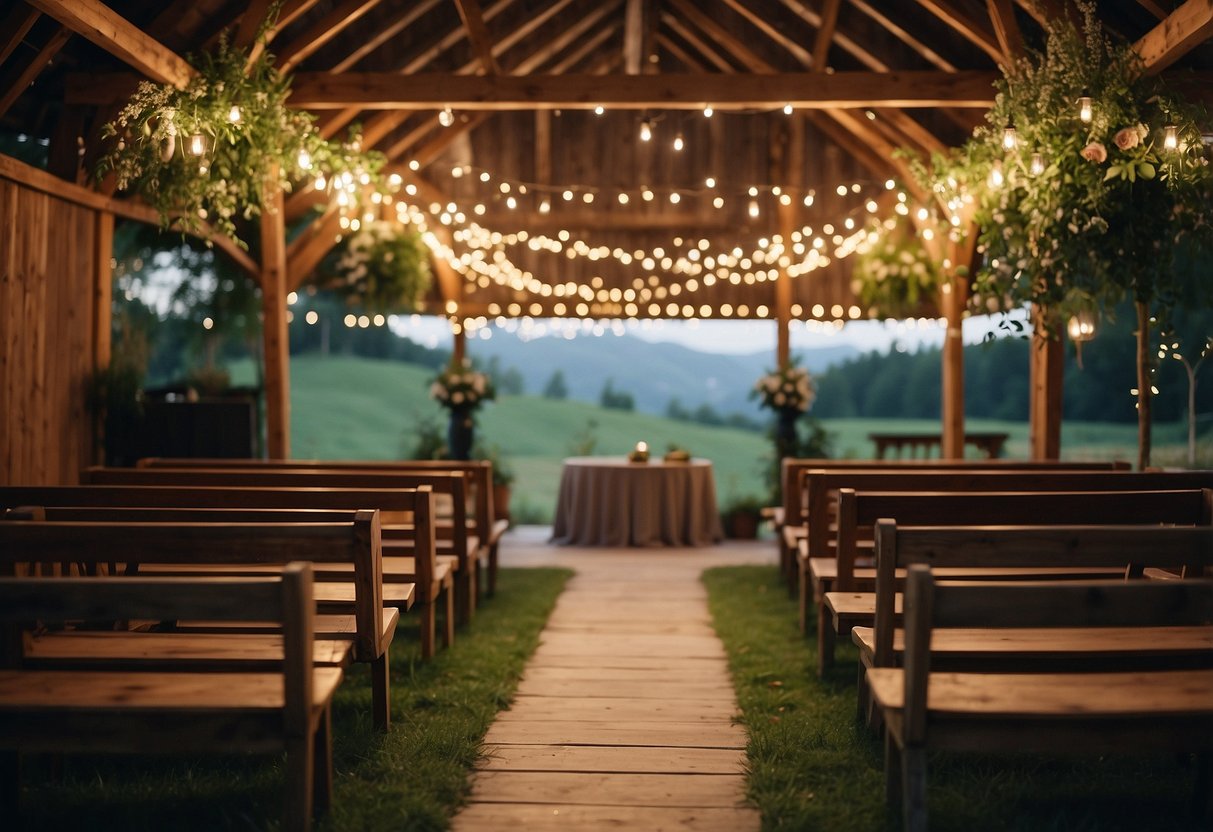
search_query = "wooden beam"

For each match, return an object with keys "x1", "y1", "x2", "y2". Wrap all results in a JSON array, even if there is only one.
[
  {"x1": 0, "y1": 6, "x2": 40, "y2": 67},
  {"x1": 777, "y1": 0, "x2": 888, "y2": 71},
  {"x1": 286, "y1": 208, "x2": 342, "y2": 291},
  {"x1": 849, "y1": 0, "x2": 957, "y2": 71},
  {"x1": 656, "y1": 33, "x2": 707, "y2": 71},
  {"x1": 454, "y1": 0, "x2": 500, "y2": 74},
  {"x1": 288, "y1": 71, "x2": 1000, "y2": 109},
  {"x1": 276, "y1": 0, "x2": 384, "y2": 72},
  {"x1": 774, "y1": 116, "x2": 803, "y2": 366},
  {"x1": 872, "y1": 109, "x2": 947, "y2": 156},
  {"x1": 93, "y1": 210, "x2": 114, "y2": 374},
  {"x1": 0, "y1": 25, "x2": 70, "y2": 119},
  {"x1": 1135, "y1": 0, "x2": 1213, "y2": 74},
  {"x1": 940, "y1": 230, "x2": 977, "y2": 459},
  {"x1": 1136, "y1": 0, "x2": 1169, "y2": 20},
  {"x1": 717, "y1": 0, "x2": 814, "y2": 67},
  {"x1": 260, "y1": 176, "x2": 291, "y2": 459},
  {"x1": 811, "y1": 0, "x2": 842, "y2": 71},
  {"x1": 624, "y1": 0, "x2": 645, "y2": 74},
  {"x1": 393, "y1": 113, "x2": 491, "y2": 165},
  {"x1": 549, "y1": 21, "x2": 620, "y2": 74},
  {"x1": 510, "y1": 0, "x2": 621, "y2": 75},
  {"x1": 234, "y1": 0, "x2": 276, "y2": 50},
  {"x1": 661, "y1": 15, "x2": 737, "y2": 72},
  {"x1": 987, "y1": 0, "x2": 1026, "y2": 63},
  {"x1": 916, "y1": 0, "x2": 1005, "y2": 64},
  {"x1": 330, "y1": 0, "x2": 444, "y2": 73},
  {"x1": 25, "y1": 0, "x2": 194, "y2": 87}
]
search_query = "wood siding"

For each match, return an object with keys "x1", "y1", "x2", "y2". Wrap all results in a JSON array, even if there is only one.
[{"x1": 0, "y1": 178, "x2": 98, "y2": 485}]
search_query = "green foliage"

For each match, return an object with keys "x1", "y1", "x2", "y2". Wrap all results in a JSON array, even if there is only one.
[
  {"x1": 96, "y1": 20, "x2": 385, "y2": 248},
  {"x1": 566, "y1": 418, "x2": 599, "y2": 456},
  {"x1": 322, "y1": 221, "x2": 432, "y2": 313},
  {"x1": 598, "y1": 378, "x2": 635, "y2": 411},
  {"x1": 541, "y1": 369, "x2": 568, "y2": 399},
  {"x1": 850, "y1": 213, "x2": 942, "y2": 319}
]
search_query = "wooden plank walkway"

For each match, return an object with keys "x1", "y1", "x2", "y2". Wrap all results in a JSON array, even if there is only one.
[{"x1": 453, "y1": 543, "x2": 761, "y2": 831}]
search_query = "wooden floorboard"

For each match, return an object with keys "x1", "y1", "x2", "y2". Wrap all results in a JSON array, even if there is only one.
[{"x1": 453, "y1": 539, "x2": 760, "y2": 831}]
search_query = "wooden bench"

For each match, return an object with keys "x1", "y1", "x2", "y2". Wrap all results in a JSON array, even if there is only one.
[
  {"x1": 813, "y1": 487, "x2": 1213, "y2": 674},
  {"x1": 871, "y1": 565, "x2": 1213, "y2": 831},
  {"x1": 867, "y1": 431, "x2": 1009, "y2": 459},
  {"x1": 775, "y1": 458, "x2": 1127, "y2": 589},
  {"x1": 859, "y1": 522, "x2": 1213, "y2": 720},
  {"x1": 82, "y1": 466, "x2": 474, "y2": 623},
  {"x1": 0, "y1": 563, "x2": 339, "y2": 830},
  {"x1": 139, "y1": 457, "x2": 510, "y2": 597},
  {"x1": 0, "y1": 514, "x2": 400, "y2": 730},
  {"x1": 800, "y1": 469, "x2": 1213, "y2": 625}
]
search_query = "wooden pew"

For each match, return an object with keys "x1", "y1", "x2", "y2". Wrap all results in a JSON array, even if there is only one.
[
  {"x1": 0, "y1": 513, "x2": 400, "y2": 730},
  {"x1": 138, "y1": 457, "x2": 510, "y2": 597},
  {"x1": 812, "y1": 487, "x2": 1213, "y2": 674},
  {"x1": 871, "y1": 564, "x2": 1213, "y2": 832},
  {"x1": 0, "y1": 563, "x2": 339, "y2": 829},
  {"x1": 799, "y1": 469, "x2": 1213, "y2": 627},
  {"x1": 81, "y1": 466, "x2": 476, "y2": 624},
  {"x1": 775, "y1": 458, "x2": 1127, "y2": 589}
]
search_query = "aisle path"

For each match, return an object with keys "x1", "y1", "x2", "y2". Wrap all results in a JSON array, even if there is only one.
[{"x1": 452, "y1": 530, "x2": 768, "y2": 831}]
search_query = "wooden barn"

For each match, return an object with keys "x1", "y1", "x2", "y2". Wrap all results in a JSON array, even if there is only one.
[{"x1": 0, "y1": 2, "x2": 1211, "y2": 830}]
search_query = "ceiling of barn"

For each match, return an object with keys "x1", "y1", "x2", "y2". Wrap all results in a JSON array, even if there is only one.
[{"x1": 1, "y1": 0, "x2": 1210, "y2": 323}]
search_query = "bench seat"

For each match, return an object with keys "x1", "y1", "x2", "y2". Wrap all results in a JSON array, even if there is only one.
[{"x1": 25, "y1": 631, "x2": 355, "y2": 669}]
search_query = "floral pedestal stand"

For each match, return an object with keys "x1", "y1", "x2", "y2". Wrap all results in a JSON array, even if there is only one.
[
  {"x1": 774, "y1": 407, "x2": 799, "y2": 461},
  {"x1": 447, "y1": 407, "x2": 474, "y2": 461}
]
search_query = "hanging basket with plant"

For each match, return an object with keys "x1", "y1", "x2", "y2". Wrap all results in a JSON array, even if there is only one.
[
  {"x1": 324, "y1": 221, "x2": 432, "y2": 312},
  {"x1": 850, "y1": 216, "x2": 943, "y2": 320}
]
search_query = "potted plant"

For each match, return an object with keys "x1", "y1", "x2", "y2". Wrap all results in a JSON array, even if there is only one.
[
  {"x1": 721, "y1": 494, "x2": 765, "y2": 540},
  {"x1": 476, "y1": 444, "x2": 515, "y2": 524}
]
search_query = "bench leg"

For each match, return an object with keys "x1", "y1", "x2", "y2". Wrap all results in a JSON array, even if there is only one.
[
  {"x1": 371, "y1": 653, "x2": 390, "y2": 732},
  {"x1": 902, "y1": 745, "x2": 928, "y2": 832},
  {"x1": 1196, "y1": 752, "x2": 1213, "y2": 820},
  {"x1": 284, "y1": 734, "x2": 315, "y2": 832},
  {"x1": 798, "y1": 563, "x2": 809, "y2": 634},
  {"x1": 0, "y1": 750, "x2": 20, "y2": 817},
  {"x1": 420, "y1": 600, "x2": 436, "y2": 660},
  {"x1": 443, "y1": 581, "x2": 456, "y2": 649},
  {"x1": 816, "y1": 605, "x2": 835, "y2": 677},
  {"x1": 487, "y1": 542, "x2": 498, "y2": 597},
  {"x1": 884, "y1": 730, "x2": 901, "y2": 808},
  {"x1": 456, "y1": 565, "x2": 476, "y2": 627},
  {"x1": 313, "y1": 704, "x2": 333, "y2": 816}
]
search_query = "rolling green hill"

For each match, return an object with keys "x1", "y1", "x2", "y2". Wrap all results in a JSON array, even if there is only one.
[{"x1": 233, "y1": 355, "x2": 1200, "y2": 524}]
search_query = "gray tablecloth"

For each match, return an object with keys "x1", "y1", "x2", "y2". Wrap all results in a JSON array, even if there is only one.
[{"x1": 551, "y1": 457, "x2": 723, "y2": 547}]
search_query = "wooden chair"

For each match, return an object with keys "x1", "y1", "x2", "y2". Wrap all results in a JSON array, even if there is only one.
[
  {"x1": 871, "y1": 565, "x2": 1213, "y2": 832},
  {"x1": 0, "y1": 563, "x2": 339, "y2": 830}
]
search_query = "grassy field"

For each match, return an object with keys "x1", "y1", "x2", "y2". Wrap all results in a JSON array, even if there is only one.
[
  {"x1": 235, "y1": 355, "x2": 1208, "y2": 524},
  {"x1": 704, "y1": 565, "x2": 1208, "y2": 832}
]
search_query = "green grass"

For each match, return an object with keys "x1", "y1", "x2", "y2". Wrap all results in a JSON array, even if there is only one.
[
  {"x1": 703, "y1": 565, "x2": 1208, "y2": 832},
  {"x1": 16, "y1": 567, "x2": 571, "y2": 831},
  {"x1": 232, "y1": 354, "x2": 1209, "y2": 524}
]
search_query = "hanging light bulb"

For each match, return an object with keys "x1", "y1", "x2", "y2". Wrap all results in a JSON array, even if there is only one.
[
  {"x1": 439, "y1": 106, "x2": 455, "y2": 127},
  {"x1": 1002, "y1": 124, "x2": 1018, "y2": 150},
  {"x1": 705, "y1": 176, "x2": 716, "y2": 188},
  {"x1": 297, "y1": 148, "x2": 311, "y2": 170},
  {"x1": 1030, "y1": 152, "x2": 1045, "y2": 176},
  {"x1": 988, "y1": 160, "x2": 1005, "y2": 188},
  {"x1": 594, "y1": 105, "x2": 604, "y2": 116},
  {"x1": 639, "y1": 118, "x2": 653, "y2": 142},
  {"x1": 783, "y1": 103, "x2": 793, "y2": 115},
  {"x1": 748, "y1": 199, "x2": 760, "y2": 218},
  {"x1": 188, "y1": 133, "x2": 205, "y2": 156},
  {"x1": 1077, "y1": 94, "x2": 1092, "y2": 123},
  {"x1": 228, "y1": 105, "x2": 241, "y2": 123},
  {"x1": 703, "y1": 105, "x2": 713, "y2": 118},
  {"x1": 673, "y1": 132, "x2": 684, "y2": 151},
  {"x1": 1067, "y1": 309, "x2": 1097, "y2": 342},
  {"x1": 538, "y1": 199, "x2": 551, "y2": 214},
  {"x1": 1163, "y1": 123, "x2": 1179, "y2": 150}
]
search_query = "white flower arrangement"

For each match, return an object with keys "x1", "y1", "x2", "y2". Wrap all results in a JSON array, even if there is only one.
[
  {"x1": 751, "y1": 363, "x2": 815, "y2": 413},
  {"x1": 429, "y1": 365, "x2": 496, "y2": 412},
  {"x1": 850, "y1": 217, "x2": 942, "y2": 319},
  {"x1": 330, "y1": 220, "x2": 431, "y2": 312}
]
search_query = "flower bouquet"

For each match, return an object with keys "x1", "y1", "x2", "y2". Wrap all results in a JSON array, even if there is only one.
[
  {"x1": 429, "y1": 365, "x2": 495, "y2": 460},
  {"x1": 751, "y1": 363, "x2": 815, "y2": 413}
]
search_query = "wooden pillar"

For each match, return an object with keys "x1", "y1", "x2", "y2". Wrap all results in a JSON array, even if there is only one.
[
  {"x1": 261, "y1": 177, "x2": 291, "y2": 459},
  {"x1": 939, "y1": 231, "x2": 974, "y2": 460},
  {"x1": 1029, "y1": 305, "x2": 1063, "y2": 459},
  {"x1": 773, "y1": 116, "x2": 803, "y2": 368},
  {"x1": 92, "y1": 211, "x2": 113, "y2": 370}
]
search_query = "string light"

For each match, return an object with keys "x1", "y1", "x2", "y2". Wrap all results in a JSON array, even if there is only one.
[
  {"x1": 228, "y1": 105, "x2": 241, "y2": 123},
  {"x1": 639, "y1": 118, "x2": 653, "y2": 142},
  {"x1": 594, "y1": 105, "x2": 604, "y2": 116},
  {"x1": 188, "y1": 134, "x2": 205, "y2": 156},
  {"x1": 748, "y1": 199, "x2": 760, "y2": 218},
  {"x1": 673, "y1": 132, "x2": 684, "y2": 151},
  {"x1": 703, "y1": 106, "x2": 713, "y2": 118},
  {"x1": 1029, "y1": 152, "x2": 1045, "y2": 176},
  {"x1": 439, "y1": 106, "x2": 455, "y2": 127},
  {"x1": 1077, "y1": 94, "x2": 1092, "y2": 123},
  {"x1": 988, "y1": 160, "x2": 1005, "y2": 188},
  {"x1": 783, "y1": 103, "x2": 794, "y2": 115},
  {"x1": 297, "y1": 148, "x2": 311, "y2": 169},
  {"x1": 1163, "y1": 123, "x2": 1179, "y2": 150},
  {"x1": 1002, "y1": 124, "x2": 1018, "y2": 150}
]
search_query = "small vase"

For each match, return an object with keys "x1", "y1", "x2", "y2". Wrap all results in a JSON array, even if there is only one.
[
  {"x1": 447, "y1": 407, "x2": 474, "y2": 461},
  {"x1": 774, "y1": 407, "x2": 799, "y2": 461}
]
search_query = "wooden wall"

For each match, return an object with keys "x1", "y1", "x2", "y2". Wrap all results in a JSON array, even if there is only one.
[{"x1": 0, "y1": 177, "x2": 98, "y2": 485}]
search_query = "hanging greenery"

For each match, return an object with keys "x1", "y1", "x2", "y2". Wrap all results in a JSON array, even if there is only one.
[
  {"x1": 96, "y1": 22, "x2": 385, "y2": 249},
  {"x1": 850, "y1": 215, "x2": 944, "y2": 319},
  {"x1": 324, "y1": 220, "x2": 433, "y2": 312}
]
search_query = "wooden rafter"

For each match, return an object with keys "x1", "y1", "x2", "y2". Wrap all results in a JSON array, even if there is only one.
[
  {"x1": 275, "y1": 0, "x2": 385, "y2": 72},
  {"x1": 848, "y1": 0, "x2": 958, "y2": 71},
  {"x1": 286, "y1": 207, "x2": 343, "y2": 291},
  {"x1": 778, "y1": 0, "x2": 888, "y2": 71},
  {"x1": 0, "y1": 6, "x2": 40, "y2": 67},
  {"x1": 666, "y1": 0, "x2": 767, "y2": 70},
  {"x1": 915, "y1": 0, "x2": 1005, "y2": 64},
  {"x1": 656, "y1": 32, "x2": 708, "y2": 71},
  {"x1": 716, "y1": 0, "x2": 814, "y2": 67},
  {"x1": 234, "y1": 0, "x2": 277, "y2": 51},
  {"x1": 549, "y1": 21, "x2": 620, "y2": 74},
  {"x1": 329, "y1": 0, "x2": 444, "y2": 73},
  {"x1": 288, "y1": 70, "x2": 999, "y2": 110},
  {"x1": 1136, "y1": 0, "x2": 1168, "y2": 20},
  {"x1": 986, "y1": 0, "x2": 1026, "y2": 63},
  {"x1": 811, "y1": 0, "x2": 842, "y2": 71},
  {"x1": 0, "y1": 26, "x2": 71, "y2": 120},
  {"x1": 624, "y1": 0, "x2": 646, "y2": 73},
  {"x1": 661, "y1": 14, "x2": 737, "y2": 72},
  {"x1": 25, "y1": 0, "x2": 194, "y2": 87},
  {"x1": 510, "y1": 0, "x2": 622, "y2": 75},
  {"x1": 453, "y1": 0, "x2": 500, "y2": 74},
  {"x1": 391, "y1": 113, "x2": 491, "y2": 165},
  {"x1": 1135, "y1": 0, "x2": 1213, "y2": 74}
]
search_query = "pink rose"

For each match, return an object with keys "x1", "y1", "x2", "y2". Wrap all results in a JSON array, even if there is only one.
[
  {"x1": 1113, "y1": 128, "x2": 1139, "y2": 150},
  {"x1": 1080, "y1": 142, "x2": 1107, "y2": 163}
]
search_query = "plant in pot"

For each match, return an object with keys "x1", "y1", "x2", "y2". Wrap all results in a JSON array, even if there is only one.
[
  {"x1": 721, "y1": 494, "x2": 766, "y2": 540},
  {"x1": 476, "y1": 443, "x2": 515, "y2": 524}
]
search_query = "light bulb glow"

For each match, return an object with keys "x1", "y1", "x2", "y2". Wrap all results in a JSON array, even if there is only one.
[
  {"x1": 296, "y1": 148, "x2": 311, "y2": 169},
  {"x1": 1002, "y1": 125, "x2": 1017, "y2": 150},
  {"x1": 783, "y1": 103, "x2": 793, "y2": 115},
  {"x1": 594, "y1": 105, "x2": 604, "y2": 115},
  {"x1": 988, "y1": 161, "x2": 1004, "y2": 188},
  {"x1": 1163, "y1": 124, "x2": 1179, "y2": 150},
  {"x1": 748, "y1": 199, "x2": 760, "y2": 218},
  {"x1": 228, "y1": 105, "x2": 241, "y2": 123},
  {"x1": 703, "y1": 106, "x2": 713, "y2": 118},
  {"x1": 439, "y1": 106, "x2": 455, "y2": 127},
  {"x1": 188, "y1": 134, "x2": 205, "y2": 156},
  {"x1": 673, "y1": 133, "x2": 684, "y2": 151},
  {"x1": 639, "y1": 119, "x2": 653, "y2": 142},
  {"x1": 1030, "y1": 152, "x2": 1045, "y2": 176},
  {"x1": 1077, "y1": 95, "x2": 1092, "y2": 123}
]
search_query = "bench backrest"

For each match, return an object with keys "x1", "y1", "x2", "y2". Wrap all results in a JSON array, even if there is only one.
[
  {"x1": 832, "y1": 488, "x2": 1213, "y2": 590},
  {"x1": 138, "y1": 457, "x2": 497, "y2": 540},
  {"x1": 872, "y1": 522, "x2": 1213, "y2": 668},
  {"x1": 0, "y1": 562, "x2": 316, "y2": 735},
  {"x1": 804, "y1": 469, "x2": 1213, "y2": 559},
  {"x1": 0, "y1": 515, "x2": 386, "y2": 661},
  {"x1": 900, "y1": 565, "x2": 1213, "y2": 745}
]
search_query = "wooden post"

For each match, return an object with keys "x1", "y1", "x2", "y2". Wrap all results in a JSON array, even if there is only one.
[
  {"x1": 261, "y1": 176, "x2": 291, "y2": 459},
  {"x1": 1029, "y1": 305, "x2": 1063, "y2": 460},
  {"x1": 773, "y1": 116, "x2": 802, "y2": 368},
  {"x1": 1135, "y1": 299, "x2": 1152, "y2": 470},
  {"x1": 92, "y1": 211, "x2": 113, "y2": 371},
  {"x1": 939, "y1": 232, "x2": 973, "y2": 460}
]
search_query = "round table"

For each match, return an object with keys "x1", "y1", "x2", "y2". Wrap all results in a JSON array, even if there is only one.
[{"x1": 550, "y1": 457, "x2": 723, "y2": 547}]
